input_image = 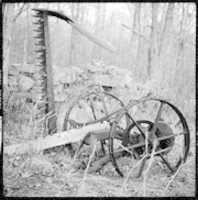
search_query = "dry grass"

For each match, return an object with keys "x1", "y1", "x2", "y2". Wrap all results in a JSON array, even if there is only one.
[{"x1": 3, "y1": 86, "x2": 195, "y2": 197}]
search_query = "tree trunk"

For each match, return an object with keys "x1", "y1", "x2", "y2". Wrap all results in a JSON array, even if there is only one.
[
  {"x1": 22, "y1": 5, "x2": 29, "y2": 67},
  {"x1": 147, "y1": 3, "x2": 159, "y2": 79},
  {"x1": 134, "y1": 3, "x2": 142, "y2": 77},
  {"x1": 174, "y1": 4, "x2": 186, "y2": 100},
  {"x1": 159, "y1": 3, "x2": 175, "y2": 56},
  {"x1": 130, "y1": 3, "x2": 141, "y2": 44},
  {"x1": 69, "y1": 3, "x2": 80, "y2": 65},
  {"x1": 3, "y1": 4, "x2": 14, "y2": 86},
  {"x1": 157, "y1": 3, "x2": 175, "y2": 90},
  {"x1": 128, "y1": 3, "x2": 141, "y2": 76},
  {"x1": 92, "y1": 4, "x2": 106, "y2": 60},
  {"x1": 3, "y1": 3, "x2": 25, "y2": 86}
]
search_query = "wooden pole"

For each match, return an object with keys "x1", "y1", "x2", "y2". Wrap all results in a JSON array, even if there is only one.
[{"x1": 4, "y1": 122, "x2": 110, "y2": 156}]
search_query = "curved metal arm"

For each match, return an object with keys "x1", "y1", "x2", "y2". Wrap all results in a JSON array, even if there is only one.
[
  {"x1": 33, "y1": 8, "x2": 74, "y2": 24},
  {"x1": 32, "y1": 8, "x2": 116, "y2": 53}
]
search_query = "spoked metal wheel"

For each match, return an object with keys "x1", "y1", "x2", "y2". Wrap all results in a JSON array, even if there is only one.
[
  {"x1": 109, "y1": 98, "x2": 190, "y2": 177},
  {"x1": 63, "y1": 88, "x2": 127, "y2": 160}
]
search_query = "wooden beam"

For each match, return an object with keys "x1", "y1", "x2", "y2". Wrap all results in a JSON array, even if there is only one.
[{"x1": 4, "y1": 122, "x2": 110, "y2": 156}]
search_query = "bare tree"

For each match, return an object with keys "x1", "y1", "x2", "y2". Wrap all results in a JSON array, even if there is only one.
[
  {"x1": 159, "y1": 3, "x2": 175, "y2": 56},
  {"x1": 22, "y1": 5, "x2": 29, "y2": 66},
  {"x1": 127, "y1": 3, "x2": 143, "y2": 77},
  {"x1": 92, "y1": 3, "x2": 106, "y2": 60},
  {"x1": 69, "y1": 3, "x2": 81, "y2": 65},
  {"x1": 133, "y1": 4, "x2": 142, "y2": 70},
  {"x1": 147, "y1": 3, "x2": 159, "y2": 79},
  {"x1": 3, "y1": 4, "x2": 14, "y2": 86},
  {"x1": 173, "y1": 4, "x2": 187, "y2": 97},
  {"x1": 3, "y1": 3, "x2": 25, "y2": 86}
]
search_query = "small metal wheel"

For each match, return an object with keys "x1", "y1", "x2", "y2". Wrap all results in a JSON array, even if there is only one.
[
  {"x1": 109, "y1": 97, "x2": 190, "y2": 177},
  {"x1": 63, "y1": 86, "x2": 127, "y2": 160}
]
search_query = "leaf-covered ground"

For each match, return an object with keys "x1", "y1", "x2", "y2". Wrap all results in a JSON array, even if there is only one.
[
  {"x1": 3, "y1": 103, "x2": 195, "y2": 197},
  {"x1": 3, "y1": 128, "x2": 195, "y2": 197}
]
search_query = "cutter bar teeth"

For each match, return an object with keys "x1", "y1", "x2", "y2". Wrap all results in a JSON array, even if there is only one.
[
  {"x1": 35, "y1": 49, "x2": 46, "y2": 53},
  {"x1": 34, "y1": 41, "x2": 46, "y2": 46},
  {"x1": 32, "y1": 29, "x2": 44, "y2": 33}
]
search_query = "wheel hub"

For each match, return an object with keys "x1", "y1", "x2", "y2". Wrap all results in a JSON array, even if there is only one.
[
  {"x1": 125, "y1": 121, "x2": 175, "y2": 158},
  {"x1": 155, "y1": 122, "x2": 175, "y2": 150}
]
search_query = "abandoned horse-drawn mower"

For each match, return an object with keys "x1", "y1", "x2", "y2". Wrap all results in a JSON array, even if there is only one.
[
  {"x1": 4, "y1": 9, "x2": 190, "y2": 180},
  {"x1": 62, "y1": 87, "x2": 190, "y2": 178},
  {"x1": 32, "y1": 8, "x2": 190, "y2": 178}
]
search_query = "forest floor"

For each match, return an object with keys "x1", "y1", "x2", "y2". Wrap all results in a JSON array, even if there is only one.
[
  {"x1": 3, "y1": 113, "x2": 195, "y2": 197},
  {"x1": 3, "y1": 75, "x2": 196, "y2": 197}
]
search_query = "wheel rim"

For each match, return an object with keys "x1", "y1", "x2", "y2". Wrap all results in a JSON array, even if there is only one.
[
  {"x1": 63, "y1": 88, "x2": 128, "y2": 161},
  {"x1": 109, "y1": 98, "x2": 190, "y2": 177}
]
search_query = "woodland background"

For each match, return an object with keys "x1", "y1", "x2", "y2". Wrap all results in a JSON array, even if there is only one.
[
  {"x1": 3, "y1": 3, "x2": 195, "y2": 105},
  {"x1": 2, "y1": 2, "x2": 196, "y2": 197}
]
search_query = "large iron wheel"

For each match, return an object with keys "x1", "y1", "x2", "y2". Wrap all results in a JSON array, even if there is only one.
[
  {"x1": 109, "y1": 97, "x2": 190, "y2": 177},
  {"x1": 63, "y1": 86, "x2": 128, "y2": 162}
]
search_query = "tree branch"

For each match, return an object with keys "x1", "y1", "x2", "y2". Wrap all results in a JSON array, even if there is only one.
[
  {"x1": 121, "y1": 23, "x2": 149, "y2": 42},
  {"x1": 12, "y1": 4, "x2": 26, "y2": 22}
]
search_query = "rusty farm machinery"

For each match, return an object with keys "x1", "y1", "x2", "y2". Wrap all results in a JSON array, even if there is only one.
[{"x1": 31, "y1": 9, "x2": 190, "y2": 178}]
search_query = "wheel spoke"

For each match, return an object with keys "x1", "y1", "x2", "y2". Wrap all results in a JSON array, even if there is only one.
[
  {"x1": 108, "y1": 97, "x2": 190, "y2": 178},
  {"x1": 175, "y1": 157, "x2": 182, "y2": 169},
  {"x1": 155, "y1": 101, "x2": 164, "y2": 123},
  {"x1": 136, "y1": 156, "x2": 147, "y2": 178},
  {"x1": 153, "y1": 102, "x2": 164, "y2": 129},
  {"x1": 100, "y1": 94, "x2": 108, "y2": 115},
  {"x1": 158, "y1": 154, "x2": 175, "y2": 173},
  {"x1": 118, "y1": 143, "x2": 133, "y2": 156},
  {"x1": 99, "y1": 95, "x2": 110, "y2": 155},
  {"x1": 149, "y1": 102, "x2": 164, "y2": 142},
  {"x1": 89, "y1": 97, "x2": 97, "y2": 120},
  {"x1": 89, "y1": 96, "x2": 107, "y2": 155},
  {"x1": 126, "y1": 113, "x2": 147, "y2": 139}
]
